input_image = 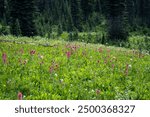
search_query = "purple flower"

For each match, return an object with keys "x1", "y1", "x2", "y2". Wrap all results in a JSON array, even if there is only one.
[
  {"x1": 66, "y1": 51, "x2": 71, "y2": 59},
  {"x1": 2, "y1": 53, "x2": 7, "y2": 64}
]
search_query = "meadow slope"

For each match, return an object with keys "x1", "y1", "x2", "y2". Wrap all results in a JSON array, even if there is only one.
[{"x1": 0, "y1": 36, "x2": 150, "y2": 100}]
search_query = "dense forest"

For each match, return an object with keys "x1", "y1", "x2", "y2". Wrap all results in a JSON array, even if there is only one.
[
  {"x1": 0, "y1": 0, "x2": 150, "y2": 100},
  {"x1": 0, "y1": 0, "x2": 150, "y2": 43}
]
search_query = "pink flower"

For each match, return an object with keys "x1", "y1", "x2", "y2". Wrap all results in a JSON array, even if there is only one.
[
  {"x1": 71, "y1": 45, "x2": 77, "y2": 52},
  {"x1": 2, "y1": 53, "x2": 7, "y2": 64},
  {"x1": 66, "y1": 51, "x2": 71, "y2": 59},
  {"x1": 23, "y1": 59, "x2": 28, "y2": 65},
  {"x1": 18, "y1": 92, "x2": 23, "y2": 100},
  {"x1": 30, "y1": 50, "x2": 36, "y2": 55}
]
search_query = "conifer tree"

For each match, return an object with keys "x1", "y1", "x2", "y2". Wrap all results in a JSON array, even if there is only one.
[
  {"x1": 81, "y1": 0, "x2": 92, "y2": 21},
  {"x1": 0, "y1": 0, "x2": 4, "y2": 21},
  {"x1": 106, "y1": 0, "x2": 128, "y2": 41},
  {"x1": 126, "y1": 0, "x2": 135, "y2": 26},
  {"x1": 11, "y1": 0, "x2": 37, "y2": 36},
  {"x1": 13, "y1": 19, "x2": 21, "y2": 36},
  {"x1": 138, "y1": 0, "x2": 150, "y2": 27},
  {"x1": 71, "y1": 0, "x2": 82, "y2": 31},
  {"x1": 57, "y1": 22, "x2": 63, "y2": 36}
]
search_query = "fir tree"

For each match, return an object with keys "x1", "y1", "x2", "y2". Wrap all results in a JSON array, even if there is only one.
[
  {"x1": 57, "y1": 22, "x2": 63, "y2": 36},
  {"x1": 71, "y1": 0, "x2": 82, "y2": 31},
  {"x1": 13, "y1": 19, "x2": 21, "y2": 36},
  {"x1": 106, "y1": 0, "x2": 128, "y2": 41},
  {"x1": 0, "y1": 0, "x2": 4, "y2": 21},
  {"x1": 11, "y1": 0, "x2": 37, "y2": 36}
]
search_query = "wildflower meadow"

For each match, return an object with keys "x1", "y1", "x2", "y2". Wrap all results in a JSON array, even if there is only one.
[{"x1": 0, "y1": 36, "x2": 150, "y2": 100}]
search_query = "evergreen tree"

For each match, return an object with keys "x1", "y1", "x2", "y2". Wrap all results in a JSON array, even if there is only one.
[
  {"x1": 138, "y1": 0, "x2": 150, "y2": 27},
  {"x1": 57, "y1": 22, "x2": 63, "y2": 36},
  {"x1": 126, "y1": 0, "x2": 135, "y2": 26},
  {"x1": 67, "y1": 10, "x2": 74, "y2": 32},
  {"x1": 12, "y1": 19, "x2": 21, "y2": 36},
  {"x1": 65, "y1": 0, "x2": 74, "y2": 32},
  {"x1": 0, "y1": 0, "x2": 4, "y2": 21},
  {"x1": 71, "y1": 0, "x2": 82, "y2": 31},
  {"x1": 3, "y1": 0, "x2": 10, "y2": 24},
  {"x1": 106, "y1": 0, "x2": 128, "y2": 41},
  {"x1": 11, "y1": 0, "x2": 37, "y2": 36},
  {"x1": 0, "y1": 0, "x2": 149, "y2": 41}
]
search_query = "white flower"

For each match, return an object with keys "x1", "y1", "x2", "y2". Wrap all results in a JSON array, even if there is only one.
[
  {"x1": 39, "y1": 55, "x2": 44, "y2": 59},
  {"x1": 60, "y1": 79, "x2": 63, "y2": 83},
  {"x1": 113, "y1": 56, "x2": 116, "y2": 59},
  {"x1": 129, "y1": 65, "x2": 132, "y2": 68},
  {"x1": 54, "y1": 73, "x2": 58, "y2": 77}
]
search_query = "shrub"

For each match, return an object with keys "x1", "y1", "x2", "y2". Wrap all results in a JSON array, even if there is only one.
[{"x1": 0, "y1": 23, "x2": 10, "y2": 35}]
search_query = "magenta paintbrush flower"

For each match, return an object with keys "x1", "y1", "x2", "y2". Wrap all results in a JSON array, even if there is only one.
[
  {"x1": 66, "y1": 51, "x2": 71, "y2": 59},
  {"x1": 2, "y1": 53, "x2": 7, "y2": 64},
  {"x1": 30, "y1": 50, "x2": 36, "y2": 55},
  {"x1": 18, "y1": 92, "x2": 23, "y2": 100}
]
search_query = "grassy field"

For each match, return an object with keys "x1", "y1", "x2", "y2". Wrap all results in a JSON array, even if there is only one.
[{"x1": 0, "y1": 36, "x2": 150, "y2": 100}]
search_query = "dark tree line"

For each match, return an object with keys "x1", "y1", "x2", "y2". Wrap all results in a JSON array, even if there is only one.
[{"x1": 0, "y1": 0, "x2": 150, "y2": 41}]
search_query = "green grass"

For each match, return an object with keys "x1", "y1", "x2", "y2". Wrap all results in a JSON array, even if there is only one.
[{"x1": 0, "y1": 36, "x2": 150, "y2": 100}]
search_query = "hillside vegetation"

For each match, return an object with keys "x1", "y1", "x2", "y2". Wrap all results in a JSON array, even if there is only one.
[{"x1": 0, "y1": 36, "x2": 150, "y2": 100}]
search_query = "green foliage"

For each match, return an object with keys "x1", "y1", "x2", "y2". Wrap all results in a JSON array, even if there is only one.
[
  {"x1": 0, "y1": 0, "x2": 150, "y2": 48},
  {"x1": 0, "y1": 23, "x2": 10, "y2": 35},
  {"x1": 68, "y1": 32, "x2": 77, "y2": 41},
  {"x1": 60, "y1": 32, "x2": 69, "y2": 41},
  {"x1": 128, "y1": 35, "x2": 150, "y2": 52},
  {"x1": 0, "y1": 36, "x2": 150, "y2": 100},
  {"x1": 67, "y1": 32, "x2": 107, "y2": 44}
]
